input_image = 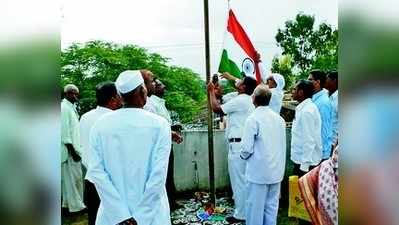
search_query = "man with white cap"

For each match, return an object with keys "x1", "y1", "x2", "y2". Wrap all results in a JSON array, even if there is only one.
[
  {"x1": 255, "y1": 52, "x2": 286, "y2": 114},
  {"x1": 86, "y1": 70, "x2": 172, "y2": 225},
  {"x1": 265, "y1": 73, "x2": 285, "y2": 114}
]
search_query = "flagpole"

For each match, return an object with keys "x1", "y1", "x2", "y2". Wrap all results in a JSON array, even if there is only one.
[{"x1": 203, "y1": 0, "x2": 216, "y2": 206}]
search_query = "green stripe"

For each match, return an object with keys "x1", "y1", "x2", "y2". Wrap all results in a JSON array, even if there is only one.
[{"x1": 218, "y1": 49, "x2": 241, "y2": 78}]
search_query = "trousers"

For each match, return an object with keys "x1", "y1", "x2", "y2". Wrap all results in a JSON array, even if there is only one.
[
  {"x1": 246, "y1": 182, "x2": 281, "y2": 225},
  {"x1": 228, "y1": 142, "x2": 246, "y2": 219},
  {"x1": 166, "y1": 149, "x2": 176, "y2": 209},
  {"x1": 84, "y1": 180, "x2": 100, "y2": 225}
]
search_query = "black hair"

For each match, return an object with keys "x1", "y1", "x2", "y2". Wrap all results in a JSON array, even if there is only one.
[
  {"x1": 310, "y1": 70, "x2": 327, "y2": 88},
  {"x1": 296, "y1": 79, "x2": 314, "y2": 99},
  {"x1": 243, "y1": 76, "x2": 257, "y2": 95},
  {"x1": 96, "y1": 81, "x2": 118, "y2": 107},
  {"x1": 254, "y1": 89, "x2": 272, "y2": 106},
  {"x1": 327, "y1": 71, "x2": 338, "y2": 81}
]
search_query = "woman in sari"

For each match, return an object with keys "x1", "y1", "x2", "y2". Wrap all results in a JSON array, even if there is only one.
[{"x1": 299, "y1": 145, "x2": 338, "y2": 225}]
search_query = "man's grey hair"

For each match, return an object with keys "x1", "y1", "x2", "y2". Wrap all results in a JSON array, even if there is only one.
[
  {"x1": 254, "y1": 84, "x2": 271, "y2": 97},
  {"x1": 253, "y1": 84, "x2": 272, "y2": 106},
  {"x1": 64, "y1": 84, "x2": 79, "y2": 93}
]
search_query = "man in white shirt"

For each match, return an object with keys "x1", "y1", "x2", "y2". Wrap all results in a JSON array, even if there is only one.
[
  {"x1": 79, "y1": 81, "x2": 122, "y2": 225},
  {"x1": 142, "y1": 71, "x2": 183, "y2": 210},
  {"x1": 61, "y1": 84, "x2": 86, "y2": 213},
  {"x1": 265, "y1": 73, "x2": 286, "y2": 114},
  {"x1": 208, "y1": 76, "x2": 257, "y2": 223},
  {"x1": 86, "y1": 70, "x2": 172, "y2": 225},
  {"x1": 241, "y1": 85, "x2": 286, "y2": 225},
  {"x1": 142, "y1": 69, "x2": 158, "y2": 114},
  {"x1": 326, "y1": 71, "x2": 338, "y2": 146},
  {"x1": 142, "y1": 70, "x2": 182, "y2": 143},
  {"x1": 152, "y1": 78, "x2": 172, "y2": 124},
  {"x1": 254, "y1": 52, "x2": 286, "y2": 114},
  {"x1": 290, "y1": 80, "x2": 322, "y2": 177}
]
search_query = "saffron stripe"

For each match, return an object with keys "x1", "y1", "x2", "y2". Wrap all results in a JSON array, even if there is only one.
[{"x1": 227, "y1": 9, "x2": 261, "y2": 83}]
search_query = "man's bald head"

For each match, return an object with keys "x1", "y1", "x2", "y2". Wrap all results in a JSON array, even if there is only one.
[
  {"x1": 63, "y1": 84, "x2": 79, "y2": 103},
  {"x1": 141, "y1": 70, "x2": 155, "y2": 97},
  {"x1": 253, "y1": 84, "x2": 272, "y2": 107}
]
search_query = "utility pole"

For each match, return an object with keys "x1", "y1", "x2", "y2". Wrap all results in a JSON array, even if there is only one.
[{"x1": 203, "y1": 0, "x2": 216, "y2": 206}]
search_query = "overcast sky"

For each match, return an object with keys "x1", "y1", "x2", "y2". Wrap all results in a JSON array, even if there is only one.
[{"x1": 61, "y1": 0, "x2": 338, "y2": 79}]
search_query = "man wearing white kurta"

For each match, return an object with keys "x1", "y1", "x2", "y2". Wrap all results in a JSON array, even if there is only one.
[
  {"x1": 80, "y1": 81, "x2": 121, "y2": 225},
  {"x1": 61, "y1": 84, "x2": 86, "y2": 212},
  {"x1": 265, "y1": 73, "x2": 286, "y2": 114},
  {"x1": 241, "y1": 85, "x2": 286, "y2": 225},
  {"x1": 151, "y1": 79, "x2": 173, "y2": 124},
  {"x1": 208, "y1": 76, "x2": 257, "y2": 223},
  {"x1": 142, "y1": 72, "x2": 183, "y2": 210},
  {"x1": 86, "y1": 70, "x2": 172, "y2": 225},
  {"x1": 290, "y1": 80, "x2": 322, "y2": 176}
]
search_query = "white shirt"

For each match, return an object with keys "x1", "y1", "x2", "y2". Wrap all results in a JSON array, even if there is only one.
[
  {"x1": 79, "y1": 106, "x2": 112, "y2": 168},
  {"x1": 143, "y1": 95, "x2": 157, "y2": 114},
  {"x1": 258, "y1": 63, "x2": 286, "y2": 114},
  {"x1": 290, "y1": 98, "x2": 322, "y2": 172},
  {"x1": 149, "y1": 95, "x2": 172, "y2": 125},
  {"x1": 86, "y1": 108, "x2": 172, "y2": 225},
  {"x1": 221, "y1": 94, "x2": 255, "y2": 139},
  {"x1": 241, "y1": 106, "x2": 286, "y2": 184},
  {"x1": 222, "y1": 91, "x2": 238, "y2": 103},
  {"x1": 269, "y1": 88, "x2": 284, "y2": 114},
  {"x1": 330, "y1": 90, "x2": 338, "y2": 144},
  {"x1": 61, "y1": 99, "x2": 81, "y2": 163}
]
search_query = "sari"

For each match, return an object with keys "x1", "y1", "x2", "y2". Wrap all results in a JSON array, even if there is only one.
[{"x1": 299, "y1": 147, "x2": 338, "y2": 225}]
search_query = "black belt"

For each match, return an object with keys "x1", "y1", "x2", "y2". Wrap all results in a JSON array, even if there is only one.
[{"x1": 228, "y1": 138, "x2": 242, "y2": 143}]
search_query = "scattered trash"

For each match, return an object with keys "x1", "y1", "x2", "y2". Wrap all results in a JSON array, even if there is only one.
[
  {"x1": 171, "y1": 192, "x2": 244, "y2": 225},
  {"x1": 214, "y1": 207, "x2": 226, "y2": 214}
]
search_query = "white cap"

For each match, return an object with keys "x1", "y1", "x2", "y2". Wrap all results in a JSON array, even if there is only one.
[{"x1": 115, "y1": 70, "x2": 144, "y2": 94}]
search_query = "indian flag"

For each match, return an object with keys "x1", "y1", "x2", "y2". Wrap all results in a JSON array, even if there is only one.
[{"x1": 218, "y1": 9, "x2": 261, "y2": 83}]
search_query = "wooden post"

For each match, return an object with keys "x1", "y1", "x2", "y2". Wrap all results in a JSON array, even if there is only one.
[{"x1": 203, "y1": 0, "x2": 216, "y2": 206}]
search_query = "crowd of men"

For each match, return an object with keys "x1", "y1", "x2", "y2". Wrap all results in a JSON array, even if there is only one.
[{"x1": 61, "y1": 63, "x2": 338, "y2": 225}]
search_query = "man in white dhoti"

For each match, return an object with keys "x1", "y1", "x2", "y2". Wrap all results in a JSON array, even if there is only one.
[
  {"x1": 61, "y1": 84, "x2": 86, "y2": 212},
  {"x1": 240, "y1": 85, "x2": 286, "y2": 225},
  {"x1": 208, "y1": 76, "x2": 257, "y2": 223},
  {"x1": 86, "y1": 70, "x2": 172, "y2": 225},
  {"x1": 80, "y1": 81, "x2": 122, "y2": 225}
]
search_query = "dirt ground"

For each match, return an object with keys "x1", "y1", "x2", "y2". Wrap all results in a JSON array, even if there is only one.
[{"x1": 62, "y1": 195, "x2": 299, "y2": 225}]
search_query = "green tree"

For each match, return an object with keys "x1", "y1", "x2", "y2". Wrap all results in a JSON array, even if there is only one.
[
  {"x1": 61, "y1": 41, "x2": 206, "y2": 123},
  {"x1": 270, "y1": 54, "x2": 294, "y2": 89},
  {"x1": 274, "y1": 13, "x2": 338, "y2": 84}
]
